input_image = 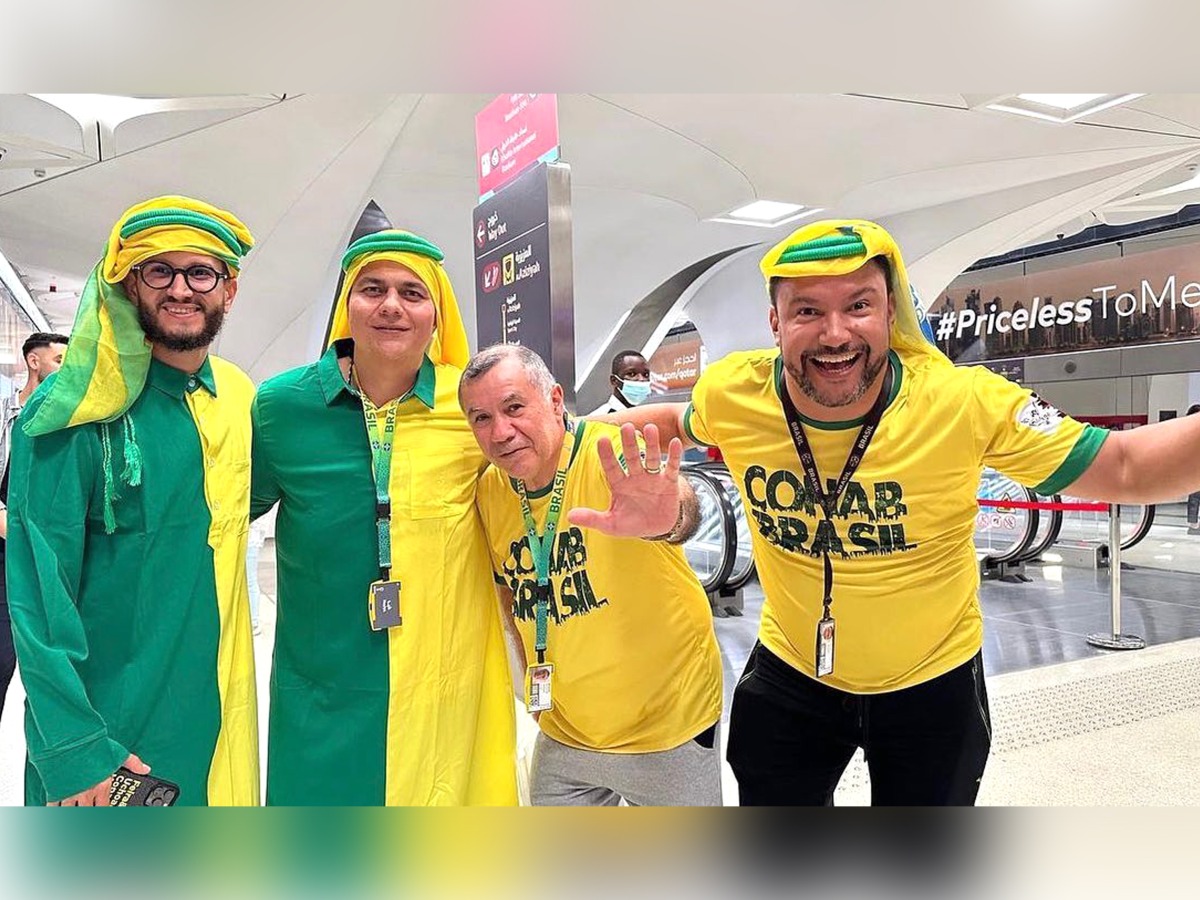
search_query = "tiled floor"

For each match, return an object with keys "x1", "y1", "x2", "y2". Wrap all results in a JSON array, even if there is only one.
[
  {"x1": 710, "y1": 562, "x2": 1200, "y2": 728},
  {"x1": 710, "y1": 562, "x2": 1200, "y2": 806},
  {"x1": 5, "y1": 540, "x2": 1200, "y2": 805}
]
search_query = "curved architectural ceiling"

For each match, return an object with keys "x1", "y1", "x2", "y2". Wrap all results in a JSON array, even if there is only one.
[{"x1": 2, "y1": 92, "x2": 1199, "y2": 384}]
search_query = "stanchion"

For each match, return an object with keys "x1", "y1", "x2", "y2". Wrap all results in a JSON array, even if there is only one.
[{"x1": 1086, "y1": 503, "x2": 1145, "y2": 651}]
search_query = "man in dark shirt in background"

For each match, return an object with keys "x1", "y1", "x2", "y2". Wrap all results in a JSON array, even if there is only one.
[{"x1": 0, "y1": 332, "x2": 69, "y2": 721}]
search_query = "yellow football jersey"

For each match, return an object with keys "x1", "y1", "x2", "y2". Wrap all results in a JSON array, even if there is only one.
[
  {"x1": 476, "y1": 421, "x2": 723, "y2": 753},
  {"x1": 686, "y1": 347, "x2": 1107, "y2": 693}
]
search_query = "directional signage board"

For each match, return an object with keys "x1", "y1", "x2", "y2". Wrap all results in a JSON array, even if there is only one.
[{"x1": 472, "y1": 161, "x2": 575, "y2": 405}]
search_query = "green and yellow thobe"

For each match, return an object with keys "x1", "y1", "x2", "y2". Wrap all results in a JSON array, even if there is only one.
[
  {"x1": 5, "y1": 196, "x2": 259, "y2": 805},
  {"x1": 251, "y1": 230, "x2": 516, "y2": 805}
]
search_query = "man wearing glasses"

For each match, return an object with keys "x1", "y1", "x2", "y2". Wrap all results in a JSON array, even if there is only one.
[{"x1": 5, "y1": 195, "x2": 260, "y2": 806}]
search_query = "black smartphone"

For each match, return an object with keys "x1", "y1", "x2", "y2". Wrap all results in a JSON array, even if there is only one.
[{"x1": 108, "y1": 767, "x2": 180, "y2": 807}]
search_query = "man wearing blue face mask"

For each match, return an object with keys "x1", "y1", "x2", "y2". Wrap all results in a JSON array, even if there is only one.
[{"x1": 589, "y1": 351, "x2": 653, "y2": 415}]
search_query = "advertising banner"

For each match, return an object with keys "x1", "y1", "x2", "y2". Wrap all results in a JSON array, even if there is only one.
[
  {"x1": 932, "y1": 242, "x2": 1200, "y2": 363},
  {"x1": 475, "y1": 93, "x2": 560, "y2": 201}
]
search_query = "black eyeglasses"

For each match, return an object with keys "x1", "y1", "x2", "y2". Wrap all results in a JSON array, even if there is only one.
[{"x1": 132, "y1": 262, "x2": 227, "y2": 294}]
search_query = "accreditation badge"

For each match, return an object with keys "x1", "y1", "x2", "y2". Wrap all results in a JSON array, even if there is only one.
[
  {"x1": 815, "y1": 615, "x2": 836, "y2": 678},
  {"x1": 368, "y1": 580, "x2": 402, "y2": 630},
  {"x1": 525, "y1": 663, "x2": 554, "y2": 713}
]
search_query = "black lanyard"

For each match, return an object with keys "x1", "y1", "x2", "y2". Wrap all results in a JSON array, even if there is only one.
[{"x1": 778, "y1": 361, "x2": 893, "y2": 620}]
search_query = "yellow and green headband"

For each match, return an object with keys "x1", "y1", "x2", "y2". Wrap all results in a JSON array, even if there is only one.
[
  {"x1": 102, "y1": 195, "x2": 254, "y2": 283},
  {"x1": 327, "y1": 229, "x2": 469, "y2": 369},
  {"x1": 761, "y1": 219, "x2": 945, "y2": 362}
]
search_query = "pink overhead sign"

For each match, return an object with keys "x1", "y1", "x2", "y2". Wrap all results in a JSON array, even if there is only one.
[{"x1": 475, "y1": 93, "x2": 560, "y2": 199}]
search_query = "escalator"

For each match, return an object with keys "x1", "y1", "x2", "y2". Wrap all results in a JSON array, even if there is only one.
[
  {"x1": 680, "y1": 466, "x2": 736, "y2": 594},
  {"x1": 1053, "y1": 498, "x2": 1154, "y2": 551},
  {"x1": 678, "y1": 463, "x2": 1152, "y2": 597},
  {"x1": 974, "y1": 468, "x2": 1039, "y2": 564},
  {"x1": 694, "y1": 462, "x2": 756, "y2": 592},
  {"x1": 1019, "y1": 492, "x2": 1064, "y2": 563}
]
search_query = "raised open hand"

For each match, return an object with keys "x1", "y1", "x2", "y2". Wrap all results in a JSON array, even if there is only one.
[{"x1": 566, "y1": 423, "x2": 683, "y2": 538}]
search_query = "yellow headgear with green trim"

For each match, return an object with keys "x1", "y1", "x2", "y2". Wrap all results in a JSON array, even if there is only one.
[
  {"x1": 761, "y1": 219, "x2": 948, "y2": 366},
  {"x1": 101, "y1": 195, "x2": 254, "y2": 284},
  {"x1": 21, "y1": 195, "x2": 254, "y2": 533},
  {"x1": 327, "y1": 229, "x2": 469, "y2": 369},
  {"x1": 23, "y1": 195, "x2": 254, "y2": 440}
]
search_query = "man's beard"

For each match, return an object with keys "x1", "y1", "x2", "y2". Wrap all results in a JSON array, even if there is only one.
[
  {"x1": 785, "y1": 343, "x2": 887, "y2": 408},
  {"x1": 137, "y1": 300, "x2": 225, "y2": 352}
]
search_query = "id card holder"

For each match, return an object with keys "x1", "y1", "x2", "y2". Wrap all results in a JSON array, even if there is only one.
[
  {"x1": 525, "y1": 663, "x2": 554, "y2": 713},
  {"x1": 815, "y1": 615, "x2": 835, "y2": 678},
  {"x1": 368, "y1": 580, "x2": 402, "y2": 630}
]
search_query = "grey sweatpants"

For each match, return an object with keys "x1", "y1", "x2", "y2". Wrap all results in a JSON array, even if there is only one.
[{"x1": 531, "y1": 726, "x2": 723, "y2": 806}]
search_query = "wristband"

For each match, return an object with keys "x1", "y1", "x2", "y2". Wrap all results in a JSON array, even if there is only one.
[{"x1": 644, "y1": 500, "x2": 686, "y2": 542}]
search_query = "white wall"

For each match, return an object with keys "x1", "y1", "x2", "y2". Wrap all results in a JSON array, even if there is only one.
[
  {"x1": 1148, "y1": 372, "x2": 1194, "y2": 421},
  {"x1": 1028, "y1": 376, "x2": 1149, "y2": 419}
]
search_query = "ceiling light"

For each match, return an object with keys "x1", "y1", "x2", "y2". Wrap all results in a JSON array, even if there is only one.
[
  {"x1": 985, "y1": 93, "x2": 1144, "y2": 123},
  {"x1": 1016, "y1": 93, "x2": 1106, "y2": 110},
  {"x1": 708, "y1": 201, "x2": 823, "y2": 228},
  {"x1": 728, "y1": 200, "x2": 803, "y2": 221}
]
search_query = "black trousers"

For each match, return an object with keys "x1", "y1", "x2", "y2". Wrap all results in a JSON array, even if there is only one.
[
  {"x1": 0, "y1": 556, "x2": 14, "y2": 721},
  {"x1": 727, "y1": 642, "x2": 991, "y2": 806}
]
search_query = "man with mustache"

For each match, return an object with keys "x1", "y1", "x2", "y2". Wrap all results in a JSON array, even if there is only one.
[
  {"x1": 460, "y1": 344, "x2": 722, "y2": 806},
  {"x1": 607, "y1": 218, "x2": 1200, "y2": 806},
  {"x1": 5, "y1": 196, "x2": 260, "y2": 805}
]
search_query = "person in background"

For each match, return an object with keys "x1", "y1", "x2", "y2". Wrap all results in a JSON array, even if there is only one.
[
  {"x1": 0, "y1": 332, "x2": 69, "y2": 723},
  {"x1": 588, "y1": 350, "x2": 652, "y2": 415}
]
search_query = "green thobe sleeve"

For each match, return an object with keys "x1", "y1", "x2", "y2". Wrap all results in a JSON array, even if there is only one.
[
  {"x1": 5, "y1": 398, "x2": 128, "y2": 801},
  {"x1": 250, "y1": 392, "x2": 281, "y2": 521}
]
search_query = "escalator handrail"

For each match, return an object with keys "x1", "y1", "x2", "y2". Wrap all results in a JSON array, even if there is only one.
[
  {"x1": 680, "y1": 467, "x2": 737, "y2": 593},
  {"x1": 1049, "y1": 497, "x2": 1156, "y2": 553},
  {"x1": 976, "y1": 484, "x2": 1040, "y2": 565},
  {"x1": 1119, "y1": 503, "x2": 1155, "y2": 551},
  {"x1": 1013, "y1": 493, "x2": 1064, "y2": 563},
  {"x1": 693, "y1": 462, "x2": 757, "y2": 591}
]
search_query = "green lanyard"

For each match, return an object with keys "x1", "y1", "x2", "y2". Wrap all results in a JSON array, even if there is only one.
[
  {"x1": 514, "y1": 425, "x2": 574, "y2": 665},
  {"x1": 353, "y1": 366, "x2": 399, "y2": 581}
]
